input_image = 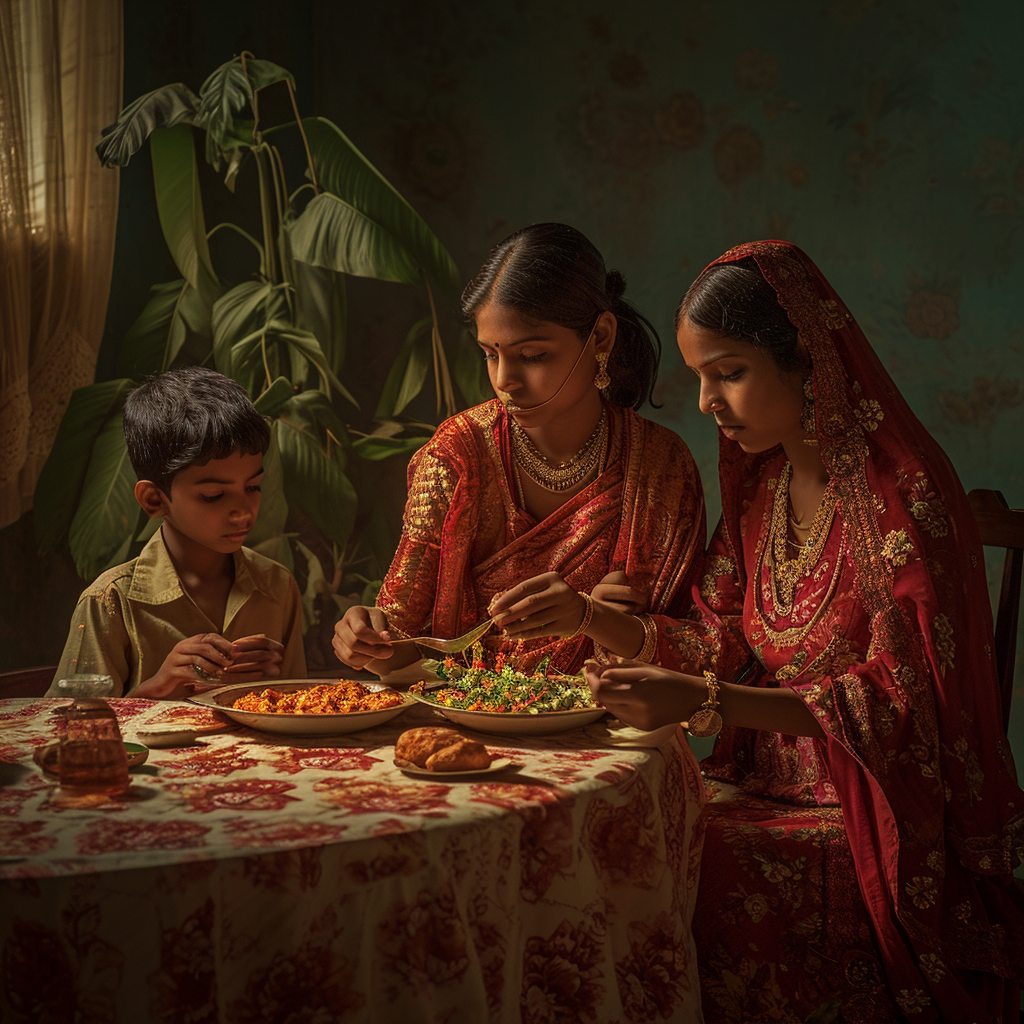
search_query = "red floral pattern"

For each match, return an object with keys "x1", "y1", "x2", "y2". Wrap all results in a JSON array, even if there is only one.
[
  {"x1": 313, "y1": 777, "x2": 454, "y2": 817},
  {"x1": 158, "y1": 742, "x2": 261, "y2": 778},
  {"x1": 263, "y1": 745, "x2": 384, "y2": 775},
  {"x1": 0, "y1": 696, "x2": 706, "y2": 1023},
  {"x1": 77, "y1": 819, "x2": 210, "y2": 856},
  {"x1": 521, "y1": 919, "x2": 606, "y2": 1023},
  {"x1": 165, "y1": 779, "x2": 298, "y2": 814}
]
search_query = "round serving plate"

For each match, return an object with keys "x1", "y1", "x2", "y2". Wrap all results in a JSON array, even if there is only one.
[
  {"x1": 189, "y1": 680, "x2": 413, "y2": 736},
  {"x1": 406, "y1": 691, "x2": 606, "y2": 736}
]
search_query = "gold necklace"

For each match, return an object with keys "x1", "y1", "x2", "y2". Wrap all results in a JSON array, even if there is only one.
[
  {"x1": 768, "y1": 461, "x2": 838, "y2": 618},
  {"x1": 509, "y1": 411, "x2": 608, "y2": 493}
]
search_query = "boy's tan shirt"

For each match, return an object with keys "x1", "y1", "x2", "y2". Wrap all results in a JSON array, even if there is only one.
[{"x1": 50, "y1": 529, "x2": 307, "y2": 695}]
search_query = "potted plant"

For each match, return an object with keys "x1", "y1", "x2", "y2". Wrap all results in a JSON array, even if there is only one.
[{"x1": 34, "y1": 54, "x2": 485, "y2": 663}]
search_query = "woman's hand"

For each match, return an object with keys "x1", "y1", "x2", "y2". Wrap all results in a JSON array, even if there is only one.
[
  {"x1": 488, "y1": 572, "x2": 589, "y2": 639},
  {"x1": 332, "y1": 606, "x2": 394, "y2": 669},
  {"x1": 591, "y1": 571, "x2": 648, "y2": 616},
  {"x1": 583, "y1": 659, "x2": 708, "y2": 731}
]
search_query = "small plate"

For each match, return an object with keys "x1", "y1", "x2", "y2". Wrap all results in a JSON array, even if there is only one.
[
  {"x1": 406, "y1": 691, "x2": 607, "y2": 736},
  {"x1": 394, "y1": 756, "x2": 513, "y2": 778},
  {"x1": 189, "y1": 680, "x2": 413, "y2": 736}
]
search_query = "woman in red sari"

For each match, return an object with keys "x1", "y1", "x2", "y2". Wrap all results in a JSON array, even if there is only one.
[
  {"x1": 333, "y1": 223, "x2": 706, "y2": 674},
  {"x1": 586, "y1": 241, "x2": 1024, "y2": 1023}
]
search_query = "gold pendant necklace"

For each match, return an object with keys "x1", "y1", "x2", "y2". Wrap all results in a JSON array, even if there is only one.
[
  {"x1": 768, "y1": 461, "x2": 838, "y2": 618},
  {"x1": 510, "y1": 411, "x2": 608, "y2": 493}
]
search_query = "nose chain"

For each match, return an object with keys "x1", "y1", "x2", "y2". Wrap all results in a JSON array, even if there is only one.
[{"x1": 509, "y1": 410, "x2": 608, "y2": 493}]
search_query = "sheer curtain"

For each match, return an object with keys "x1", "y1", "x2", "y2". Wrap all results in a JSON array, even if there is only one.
[{"x1": 0, "y1": 0, "x2": 122, "y2": 528}]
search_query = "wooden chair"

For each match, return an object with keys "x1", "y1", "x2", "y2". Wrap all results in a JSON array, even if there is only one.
[
  {"x1": 0, "y1": 666, "x2": 57, "y2": 699},
  {"x1": 967, "y1": 489, "x2": 1024, "y2": 732}
]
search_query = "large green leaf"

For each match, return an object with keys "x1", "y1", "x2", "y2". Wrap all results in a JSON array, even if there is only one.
[
  {"x1": 375, "y1": 316, "x2": 432, "y2": 418},
  {"x1": 277, "y1": 419, "x2": 357, "y2": 549},
  {"x1": 230, "y1": 319, "x2": 357, "y2": 408},
  {"x1": 150, "y1": 125, "x2": 219, "y2": 303},
  {"x1": 68, "y1": 414, "x2": 139, "y2": 580},
  {"x1": 296, "y1": 117, "x2": 461, "y2": 298},
  {"x1": 95, "y1": 83, "x2": 200, "y2": 167},
  {"x1": 115, "y1": 280, "x2": 184, "y2": 377},
  {"x1": 352, "y1": 435, "x2": 429, "y2": 461},
  {"x1": 293, "y1": 261, "x2": 347, "y2": 377},
  {"x1": 245, "y1": 58, "x2": 296, "y2": 95},
  {"x1": 287, "y1": 192, "x2": 422, "y2": 284},
  {"x1": 116, "y1": 280, "x2": 214, "y2": 377},
  {"x1": 211, "y1": 281, "x2": 284, "y2": 375},
  {"x1": 246, "y1": 424, "x2": 289, "y2": 549},
  {"x1": 451, "y1": 328, "x2": 491, "y2": 407},
  {"x1": 195, "y1": 58, "x2": 254, "y2": 170},
  {"x1": 34, "y1": 380, "x2": 134, "y2": 554},
  {"x1": 280, "y1": 390, "x2": 352, "y2": 464},
  {"x1": 253, "y1": 376, "x2": 297, "y2": 417}
]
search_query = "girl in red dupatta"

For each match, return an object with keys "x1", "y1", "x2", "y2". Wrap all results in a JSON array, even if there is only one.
[
  {"x1": 333, "y1": 223, "x2": 705, "y2": 675},
  {"x1": 586, "y1": 241, "x2": 1024, "y2": 1023}
]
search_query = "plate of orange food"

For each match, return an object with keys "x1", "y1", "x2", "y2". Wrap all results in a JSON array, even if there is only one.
[{"x1": 189, "y1": 679, "x2": 413, "y2": 735}]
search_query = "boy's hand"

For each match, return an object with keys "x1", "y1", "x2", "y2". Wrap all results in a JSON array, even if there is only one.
[
  {"x1": 136, "y1": 633, "x2": 235, "y2": 700},
  {"x1": 223, "y1": 634, "x2": 285, "y2": 680}
]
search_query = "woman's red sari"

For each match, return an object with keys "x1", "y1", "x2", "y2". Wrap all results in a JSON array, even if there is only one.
[
  {"x1": 658, "y1": 242, "x2": 1024, "y2": 1022},
  {"x1": 378, "y1": 399, "x2": 706, "y2": 672}
]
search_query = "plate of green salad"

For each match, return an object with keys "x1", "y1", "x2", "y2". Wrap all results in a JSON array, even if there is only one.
[{"x1": 407, "y1": 656, "x2": 606, "y2": 736}]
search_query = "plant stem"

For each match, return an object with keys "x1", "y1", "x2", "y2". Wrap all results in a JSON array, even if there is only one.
[
  {"x1": 285, "y1": 78, "x2": 319, "y2": 194},
  {"x1": 240, "y1": 51, "x2": 260, "y2": 140},
  {"x1": 254, "y1": 146, "x2": 277, "y2": 282}
]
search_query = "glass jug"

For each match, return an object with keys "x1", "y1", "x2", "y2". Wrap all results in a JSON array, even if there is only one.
[{"x1": 56, "y1": 675, "x2": 129, "y2": 796}]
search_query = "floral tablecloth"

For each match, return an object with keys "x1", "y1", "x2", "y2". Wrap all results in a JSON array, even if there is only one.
[{"x1": 0, "y1": 697, "x2": 706, "y2": 1024}]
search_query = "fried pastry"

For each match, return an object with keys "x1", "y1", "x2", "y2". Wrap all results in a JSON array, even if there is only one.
[
  {"x1": 425, "y1": 739, "x2": 490, "y2": 771},
  {"x1": 395, "y1": 726, "x2": 492, "y2": 771}
]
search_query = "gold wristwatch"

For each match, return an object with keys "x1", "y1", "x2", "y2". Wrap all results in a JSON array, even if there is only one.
[{"x1": 687, "y1": 671, "x2": 723, "y2": 737}]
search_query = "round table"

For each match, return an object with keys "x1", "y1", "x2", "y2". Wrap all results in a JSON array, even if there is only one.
[{"x1": 0, "y1": 696, "x2": 706, "y2": 1023}]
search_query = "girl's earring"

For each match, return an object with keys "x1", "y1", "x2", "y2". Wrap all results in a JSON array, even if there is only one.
[
  {"x1": 801, "y1": 376, "x2": 819, "y2": 445},
  {"x1": 594, "y1": 352, "x2": 611, "y2": 391}
]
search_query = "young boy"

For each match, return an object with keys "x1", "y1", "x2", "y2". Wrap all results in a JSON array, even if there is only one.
[{"x1": 50, "y1": 366, "x2": 306, "y2": 698}]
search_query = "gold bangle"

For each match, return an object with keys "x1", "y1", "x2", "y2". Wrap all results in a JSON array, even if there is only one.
[
  {"x1": 634, "y1": 613, "x2": 657, "y2": 663},
  {"x1": 687, "y1": 670, "x2": 723, "y2": 737},
  {"x1": 565, "y1": 592, "x2": 594, "y2": 640}
]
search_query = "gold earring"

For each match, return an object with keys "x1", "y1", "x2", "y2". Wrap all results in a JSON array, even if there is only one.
[
  {"x1": 801, "y1": 376, "x2": 819, "y2": 445},
  {"x1": 594, "y1": 352, "x2": 611, "y2": 390}
]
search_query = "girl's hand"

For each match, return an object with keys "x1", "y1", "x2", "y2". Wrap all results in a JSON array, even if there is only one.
[
  {"x1": 332, "y1": 606, "x2": 393, "y2": 669},
  {"x1": 488, "y1": 572, "x2": 589, "y2": 639},
  {"x1": 583, "y1": 659, "x2": 708, "y2": 731},
  {"x1": 591, "y1": 571, "x2": 648, "y2": 616}
]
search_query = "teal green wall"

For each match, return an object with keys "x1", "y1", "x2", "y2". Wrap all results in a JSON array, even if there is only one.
[{"x1": 4, "y1": 1, "x2": 1022, "y2": 760}]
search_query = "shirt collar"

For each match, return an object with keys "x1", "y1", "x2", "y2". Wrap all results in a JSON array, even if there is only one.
[{"x1": 127, "y1": 528, "x2": 277, "y2": 606}]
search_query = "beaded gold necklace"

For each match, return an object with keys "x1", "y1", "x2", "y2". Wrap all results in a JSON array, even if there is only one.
[
  {"x1": 509, "y1": 410, "x2": 608, "y2": 493},
  {"x1": 767, "y1": 461, "x2": 838, "y2": 619}
]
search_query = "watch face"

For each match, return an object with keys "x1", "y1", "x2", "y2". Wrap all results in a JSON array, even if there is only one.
[{"x1": 687, "y1": 708, "x2": 723, "y2": 738}]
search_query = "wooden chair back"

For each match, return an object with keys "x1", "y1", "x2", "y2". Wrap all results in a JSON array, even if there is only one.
[
  {"x1": 967, "y1": 489, "x2": 1024, "y2": 731},
  {"x1": 0, "y1": 666, "x2": 57, "y2": 699}
]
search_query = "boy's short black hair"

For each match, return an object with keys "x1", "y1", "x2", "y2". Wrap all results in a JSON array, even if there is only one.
[{"x1": 124, "y1": 367, "x2": 270, "y2": 493}]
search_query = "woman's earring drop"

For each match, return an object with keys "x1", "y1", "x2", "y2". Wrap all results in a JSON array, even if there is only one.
[
  {"x1": 594, "y1": 352, "x2": 611, "y2": 391},
  {"x1": 801, "y1": 376, "x2": 819, "y2": 445}
]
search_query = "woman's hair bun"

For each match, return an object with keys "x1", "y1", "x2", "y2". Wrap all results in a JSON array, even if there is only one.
[{"x1": 605, "y1": 269, "x2": 627, "y2": 302}]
